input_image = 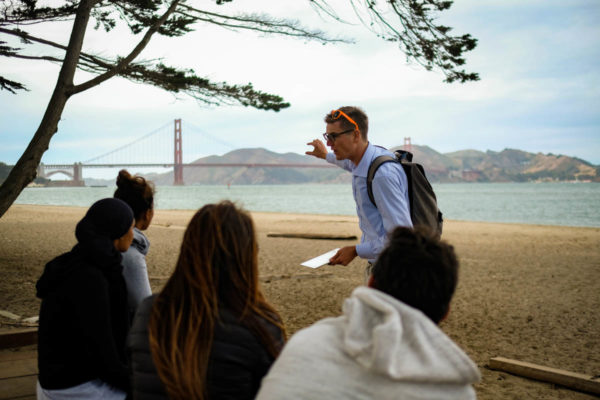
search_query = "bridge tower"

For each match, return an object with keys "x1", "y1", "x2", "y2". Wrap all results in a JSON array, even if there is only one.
[
  {"x1": 173, "y1": 118, "x2": 183, "y2": 185},
  {"x1": 403, "y1": 137, "x2": 413, "y2": 153},
  {"x1": 37, "y1": 163, "x2": 46, "y2": 179},
  {"x1": 73, "y1": 162, "x2": 83, "y2": 184}
]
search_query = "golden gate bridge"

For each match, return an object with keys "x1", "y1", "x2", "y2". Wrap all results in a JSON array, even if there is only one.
[{"x1": 37, "y1": 119, "x2": 336, "y2": 186}]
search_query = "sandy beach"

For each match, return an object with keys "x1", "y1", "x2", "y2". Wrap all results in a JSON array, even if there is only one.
[{"x1": 1, "y1": 204, "x2": 599, "y2": 399}]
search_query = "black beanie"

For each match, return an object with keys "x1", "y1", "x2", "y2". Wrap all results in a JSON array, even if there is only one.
[{"x1": 76, "y1": 198, "x2": 134, "y2": 242}]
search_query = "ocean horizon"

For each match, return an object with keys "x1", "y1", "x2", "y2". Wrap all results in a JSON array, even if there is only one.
[{"x1": 13, "y1": 182, "x2": 600, "y2": 228}]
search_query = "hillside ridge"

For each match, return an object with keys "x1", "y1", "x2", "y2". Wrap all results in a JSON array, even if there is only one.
[{"x1": 141, "y1": 145, "x2": 600, "y2": 185}]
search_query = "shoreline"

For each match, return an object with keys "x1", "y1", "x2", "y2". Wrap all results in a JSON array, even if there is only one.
[
  {"x1": 10, "y1": 203, "x2": 600, "y2": 230},
  {"x1": 15, "y1": 181, "x2": 600, "y2": 229},
  {"x1": 1, "y1": 204, "x2": 599, "y2": 399}
]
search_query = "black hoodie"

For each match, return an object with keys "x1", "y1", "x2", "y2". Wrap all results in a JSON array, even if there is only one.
[{"x1": 36, "y1": 198, "x2": 133, "y2": 393}]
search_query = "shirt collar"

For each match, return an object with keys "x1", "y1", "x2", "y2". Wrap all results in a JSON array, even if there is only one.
[{"x1": 352, "y1": 142, "x2": 375, "y2": 177}]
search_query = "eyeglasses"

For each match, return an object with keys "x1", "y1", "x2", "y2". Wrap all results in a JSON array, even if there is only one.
[
  {"x1": 323, "y1": 129, "x2": 354, "y2": 143},
  {"x1": 330, "y1": 109, "x2": 361, "y2": 136}
]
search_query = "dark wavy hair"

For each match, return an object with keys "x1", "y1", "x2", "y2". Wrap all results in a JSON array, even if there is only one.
[
  {"x1": 372, "y1": 226, "x2": 459, "y2": 324},
  {"x1": 148, "y1": 201, "x2": 285, "y2": 399},
  {"x1": 113, "y1": 169, "x2": 155, "y2": 221}
]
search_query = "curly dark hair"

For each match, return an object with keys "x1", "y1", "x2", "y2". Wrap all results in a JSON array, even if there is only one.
[{"x1": 371, "y1": 226, "x2": 458, "y2": 324}]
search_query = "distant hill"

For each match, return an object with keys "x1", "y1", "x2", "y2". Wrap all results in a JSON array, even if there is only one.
[
  {"x1": 144, "y1": 146, "x2": 599, "y2": 185},
  {"x1": 147, "y1": 148, "x2": 349, "y2": 185},
  {"x1": 441, "y1": 148, "x2": 599, "y2": 182}
]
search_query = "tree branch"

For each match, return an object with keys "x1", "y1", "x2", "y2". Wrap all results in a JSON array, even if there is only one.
[
  {"x1": 175, "y1": 5, "x2": 349, "y2": 44},
  {"x1": 0, "y1": 76, "x2": 28, "y2": 93},
  {"x1": 0, "y1": 27, "x2": 69, "y2": 51},
  {"x1": 0, "y1": 25, "x2": 289, "y2": 110},
  {"x1": 1, "y1": 0, "x2": 77, "y2": 24},
  {"x1": 73, "y1": 53, "x2": 290, "y2": 110},
  {"x1": 70, "y1": 0, "x2": 181, "y2": 95},
  {"x1": 311, "y1": 0, "x2": 478, "y2": 82}
]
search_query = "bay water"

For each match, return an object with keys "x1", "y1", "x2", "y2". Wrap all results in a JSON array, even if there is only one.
[{"x1": 14, "y1": 182, "x2": 600, "y2": 228}]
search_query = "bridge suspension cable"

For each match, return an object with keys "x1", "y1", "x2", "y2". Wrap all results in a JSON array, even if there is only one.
[
  {"x1": 83, "y1": 121, "x2": 173, "y2": 164},
  {"x1": 184, "y1": 121, "x2": 237, "y2": 153},
  {"x1": 80, "y1": 120, "x2": 239, "y2": 165}
]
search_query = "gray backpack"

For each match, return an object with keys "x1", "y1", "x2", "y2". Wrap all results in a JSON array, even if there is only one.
[{"x1": 367, "y1": 150, "x2": 443, "y2": 238}]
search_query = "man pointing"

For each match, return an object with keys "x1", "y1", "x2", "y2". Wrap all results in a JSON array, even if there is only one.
[{"x1": 306, "y1": 106, "x2": 412, "y2": 272}]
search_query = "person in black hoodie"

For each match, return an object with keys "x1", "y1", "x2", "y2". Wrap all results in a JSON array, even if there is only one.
[
  {"x1": 36, "y1": 198, "x2": 135, "y2": 400},
  {"x1": 128, "y1": 201, "x2": 286, "y2": 400}
]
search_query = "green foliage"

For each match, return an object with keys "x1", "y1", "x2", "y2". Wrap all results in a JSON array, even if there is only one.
[
  {"x1": 1, "y1": 0, "x2": 478, "y2": 104},
  {"x1": 0, "y1": 0, "x2": 297, "y2": 110},
  {"x1": 115, "y1": 63, "x2": 290, "y2": 110},
  {"x1": 0, "y1": 76, "x2": 27, "y2": 93},
  {"x1": 311, "y1": 0, "x2": 479, "y2": 83}
]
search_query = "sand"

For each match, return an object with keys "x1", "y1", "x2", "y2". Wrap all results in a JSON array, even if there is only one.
[{"x1": 1, "y1": 204, "x2": 599, "y2": 399}]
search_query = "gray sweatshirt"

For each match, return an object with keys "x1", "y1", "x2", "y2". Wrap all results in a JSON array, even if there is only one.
[
  {"x1": 257, "y1": 286, "x2": 481, "y2": 400},
  {"x1": 121, "y1": 228, "x2": 151, "y2": 316}
]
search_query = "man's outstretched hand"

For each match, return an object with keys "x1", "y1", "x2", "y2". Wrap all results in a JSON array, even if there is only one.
[{"x1": 306, "y1": 139, "x2": 327, "y2": 160}]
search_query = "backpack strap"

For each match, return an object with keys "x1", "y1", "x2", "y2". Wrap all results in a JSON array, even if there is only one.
[{"x1": 367, "y1": 155, "x2": 397, "y2": 207}]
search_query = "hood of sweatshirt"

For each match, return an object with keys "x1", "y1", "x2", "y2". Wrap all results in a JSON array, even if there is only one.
[
  {"x1": 129, "y1": 228, "x2": 149, "y2": 255},
  {"x1": 341, "y1": 286, "x2": 480, "y2": 384}
]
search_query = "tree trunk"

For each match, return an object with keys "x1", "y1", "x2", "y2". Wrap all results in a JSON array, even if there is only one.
[{"x1": 0, "y1": 0, "x2": 97, "y2": 218}]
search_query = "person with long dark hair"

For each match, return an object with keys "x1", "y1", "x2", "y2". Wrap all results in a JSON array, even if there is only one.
[
  {"x1": 36, "y1": 198, "x2": 135, "y2": 399},
  {"x1": 113, "y1": 169, "x2": 155, "y2": 319},
  {"x1": 128, "y1": 201, "x2": 285, "y2": 400}
]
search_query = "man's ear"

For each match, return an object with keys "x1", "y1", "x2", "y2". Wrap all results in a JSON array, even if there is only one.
[{"x1": 367, "y1": 274, "x2": 376, "y2": 288}]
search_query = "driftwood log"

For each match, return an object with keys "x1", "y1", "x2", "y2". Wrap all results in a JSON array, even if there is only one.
[
  {"x1": 489, "y1": 357, "x2": 600, "y2": 395},
  {"x1": 149, "y1": 273, "x2": 334, "y2": 283},
  {"x1": 267, "y1": 233, "x2": 357, "y2": 240}
]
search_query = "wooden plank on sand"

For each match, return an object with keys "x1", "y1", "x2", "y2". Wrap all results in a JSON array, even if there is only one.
[
  {"x1": 151, "y1": 273, "x2": 334, "y2": 282},
  {"x1": 0, "y1": 329, "x2": 37, "y2": 350},
  {"x1": 259, "y1": 273, "x2": 334, "y2": 282},
  {"x1": 0, "y1": 374, "x2": 37, "y2": 400},
  {"x1": 0, "y1": 357, "x2": 37, "y2": 380},
  {"x1": 267, "y1": 233, "x2": 357, "y2": 240},
  {"x1": 0, "y1": 349, "x2": 37, "y2": 363},
  {"x1": 489, "y1": 357, "x2": 600, "y2": 395}
]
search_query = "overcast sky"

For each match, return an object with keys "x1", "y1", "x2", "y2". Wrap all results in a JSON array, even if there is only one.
[{"x1": 1, "y1": 0, "x2": 599, "y2": 178}]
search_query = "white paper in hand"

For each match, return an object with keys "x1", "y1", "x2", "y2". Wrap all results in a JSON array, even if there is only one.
[{"x1": 301, "y1": 248, "x2": 339, "y2": 269}]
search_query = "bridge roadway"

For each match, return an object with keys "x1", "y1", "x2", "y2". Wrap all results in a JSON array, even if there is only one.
[{"x1": 42, "y1": 163, "x2": 337, "y2": 169}]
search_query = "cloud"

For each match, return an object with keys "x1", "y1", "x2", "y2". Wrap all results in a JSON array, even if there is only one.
[{"x1": 1, "y1": 0, "x2": 599, "y2": 170}]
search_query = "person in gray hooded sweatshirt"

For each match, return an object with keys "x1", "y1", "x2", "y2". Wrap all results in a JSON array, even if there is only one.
[
  {"x1": 256, "y1": 226, "x2": 480, "y2": 400},
  {"x1": 114, "y1": 169, "x2": 155, "y2": 320}
]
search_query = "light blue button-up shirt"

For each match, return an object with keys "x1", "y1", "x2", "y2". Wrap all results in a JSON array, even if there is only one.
[{"x1": 327, "y1": 143, "x2": 412, "y2": 262}]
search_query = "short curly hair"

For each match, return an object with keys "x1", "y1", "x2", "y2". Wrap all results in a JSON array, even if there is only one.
[{"x1": 371, "y1": 226, "x2": 458, "y2": 324}]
